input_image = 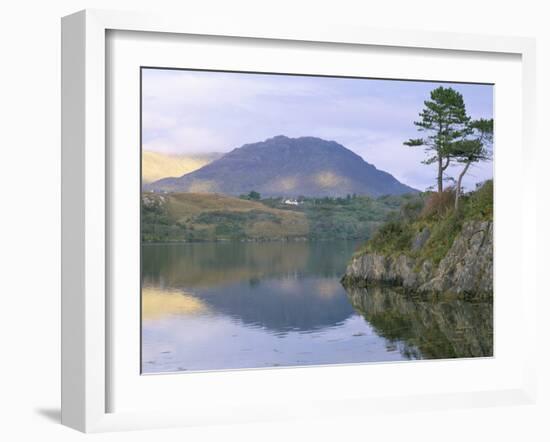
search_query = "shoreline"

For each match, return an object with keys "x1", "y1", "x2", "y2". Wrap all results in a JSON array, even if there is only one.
[
  {"x1": 141, "y1": 237, "x2": 366, "y2": 246},
  {"x1": 341, "y1": 275, "x2": 493, "y2": 301}
]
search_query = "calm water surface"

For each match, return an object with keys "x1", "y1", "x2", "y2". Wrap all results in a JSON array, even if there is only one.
[{"x1": 141, "y1": 241, "x2": 492, "y2": 373}]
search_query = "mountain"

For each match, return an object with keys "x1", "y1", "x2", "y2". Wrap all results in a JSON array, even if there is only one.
[
  {"x1": 147, "y1": 136, "x2": 417, "y2": 197},
  {"x1": 142, "y1": 151, "x2": 222, "y2": 184}
]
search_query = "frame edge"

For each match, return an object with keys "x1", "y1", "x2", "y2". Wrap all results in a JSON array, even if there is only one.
[
  {"x1": 61, "y1": 9, "x2": 87, "y2": 432},
  {"x1": 61, "y1": 9, "x2": 107, "y2": 433},
  {"x1": 61, "y1": 8, "x2": 538, "y2": 432}
]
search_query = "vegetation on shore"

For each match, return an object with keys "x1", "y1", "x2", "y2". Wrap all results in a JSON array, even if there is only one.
[
  {"x1": 356, "y1": 180, "x2": 493, "y2": 266},
  {"x1": 141, "y1": 191, "x2": 414, "y2": 243}
]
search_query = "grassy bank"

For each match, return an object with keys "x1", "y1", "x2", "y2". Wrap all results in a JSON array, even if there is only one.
[{"x1": 355, "y1": 180, "x2": 493, "y2": 265}]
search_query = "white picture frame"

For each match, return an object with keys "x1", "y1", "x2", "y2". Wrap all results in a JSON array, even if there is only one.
[{"x1": 61, "y1": 9, "x2": 538, "y2": 433}]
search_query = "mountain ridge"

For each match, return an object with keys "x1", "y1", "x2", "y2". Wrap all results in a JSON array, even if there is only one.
[
  {"x1": 142, "y1": 151, "x2": 222, "y2": 183},
  {"x1": 147, "y1": 135, "x2": 417, "y2": 197}
]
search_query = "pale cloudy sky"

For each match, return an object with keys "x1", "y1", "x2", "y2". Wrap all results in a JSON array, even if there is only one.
[{"x1": 142, "y1": 68, "x2": 493, "y2": 191}]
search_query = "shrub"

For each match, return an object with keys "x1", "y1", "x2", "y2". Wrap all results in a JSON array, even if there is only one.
[
  {"x1": 356, "y1": 180, "x2": 493, "y2": 264},
  {"x1": 463, "y1": 180, "x2": 493, "y2": 220},
  {"x1": 418, "y1": 210, "x2": 464, "y2": 264},
  {"x1": 400, "y1": 196, "x2": 425, "y2": 222},
  {"x1": 420, "y1": 187, "x2": 455, "y2": 220},
  {"x1": 367, "y1": 220, "x2": 414, "y2": 254}
]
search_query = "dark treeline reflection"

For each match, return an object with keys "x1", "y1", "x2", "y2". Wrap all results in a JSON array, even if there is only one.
[
  {"x1": 142, "y1": 240, "x2": 360, "y2": 288},
  {"x1": 345, "y1": 286, "x2": 493, "y2": 359}
]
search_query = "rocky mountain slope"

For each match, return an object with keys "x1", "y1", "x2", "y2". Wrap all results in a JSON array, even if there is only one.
[{"x1": 147, "y1": 135, "x2": 417, "y2": 197}]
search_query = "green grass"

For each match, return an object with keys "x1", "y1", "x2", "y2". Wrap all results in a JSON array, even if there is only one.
[
  {"x1": 362, "y1": 220, "x2": 415, "y2": 255},
  {"x1": 462, "y1": 180, "x2": 493, "y2": 221},
  {"x1": 415, "y1": 211, "x2": 464, "y2": 265}
]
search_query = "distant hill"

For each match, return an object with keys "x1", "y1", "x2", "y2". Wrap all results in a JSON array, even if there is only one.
[
  {"x1": 141, "y1": 192, "x2": 309, "y2": 242},
  {"x1": 142, "y1": 151, "x2": 222, "y2": 184},
  {"x1": 142, "y1": 190, "x2": 417, "y2": 243},
  {"x1": 147, "y1": 136, "x2": 416, "y2": 197}
]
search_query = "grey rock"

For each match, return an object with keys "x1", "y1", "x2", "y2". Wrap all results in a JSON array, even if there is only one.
[
  {"x1": 411, "y1": 227, "x2": 430, "y2": 251},
  {"x1": 343, "y1": 220, "x2": 493, "y2": 297}
]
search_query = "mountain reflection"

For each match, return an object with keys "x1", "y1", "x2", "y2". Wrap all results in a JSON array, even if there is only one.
[
  {"x1": 344, "y1": 286, "x2": 493, "y2": 359},
  {"x1": 142, "y1": 241, "x2": 361, "y2": 334},
  {"x1": 192, "y1": 276, "x2": 356, "y2": 333}
]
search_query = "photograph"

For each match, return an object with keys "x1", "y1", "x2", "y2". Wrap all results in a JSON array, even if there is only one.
[{"x1": 140, "y1": 68, "x2": 494, "y2": 374}]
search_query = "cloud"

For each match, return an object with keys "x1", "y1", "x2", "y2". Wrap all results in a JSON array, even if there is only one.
[{"x1": 143, "y1": 126, "x2": 227, "y2": 154}]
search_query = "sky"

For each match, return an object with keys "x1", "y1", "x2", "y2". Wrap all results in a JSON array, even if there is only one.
[{"x1": 142, "y1": 68, "x2": 494, "y2": 191}]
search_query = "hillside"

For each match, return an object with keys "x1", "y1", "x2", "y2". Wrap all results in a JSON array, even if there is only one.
[
  {"x1": 147, "y1": 136, "x2": 417, "y2": 197},
  {"x1": 142, "y1": 151, "x2": 222, "y2": 183},
  {"x1": 342, "y1": 181, "x2": 493, "y2": 297},
  {"x1": 141, "y1": 192, "x2": 413, "y2": 243},
  {"x1": 142, "y1": 192, "x2": 309, "y2": 242}
]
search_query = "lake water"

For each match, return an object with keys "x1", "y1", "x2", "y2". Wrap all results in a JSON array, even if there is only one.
[{"x1": 141, "y1": 241, "x2": 493, "y2": 373}]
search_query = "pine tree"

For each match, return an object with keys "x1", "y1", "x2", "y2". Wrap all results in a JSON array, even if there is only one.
[
  {"x1": 404, "y1": 87, "x2": 471, "y2": 193},
  {"x1": 451, "y1": 118, "x2": 493, "y2": 209}
]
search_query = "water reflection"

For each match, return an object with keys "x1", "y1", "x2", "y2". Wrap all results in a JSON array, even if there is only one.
[
  {"x1": 141, "y1": 241, "x2": 493, "y2": 373},
  {"x1": 195, "y1": 277, "x2": 359, "y2": 333},
  {"x1": 345, "y1": 286, "x2": 493, "y2": 359},
  {"x1": 142, "y1": 287, "x2": 209, "y2": 321},
  {"x1": 142, "y1": 241, "x2": 354, "y2": 289}
]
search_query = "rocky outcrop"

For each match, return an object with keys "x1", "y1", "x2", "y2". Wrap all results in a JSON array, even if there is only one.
[{"x1": 342, "y1": 221, "x2": 493, "y2": 297}]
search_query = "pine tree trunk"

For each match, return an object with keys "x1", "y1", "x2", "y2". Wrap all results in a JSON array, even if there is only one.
[
  {"x1": 455, "y1": 161, "x2": 471, "y2": 210},
  {"x1": 437, "y1": 156, "x2": 443, "y2": 193}
]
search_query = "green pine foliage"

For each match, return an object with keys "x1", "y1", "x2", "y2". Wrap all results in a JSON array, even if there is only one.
[{"x1": 404, "y1": 87, "x2": 471, "y2": 193}]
